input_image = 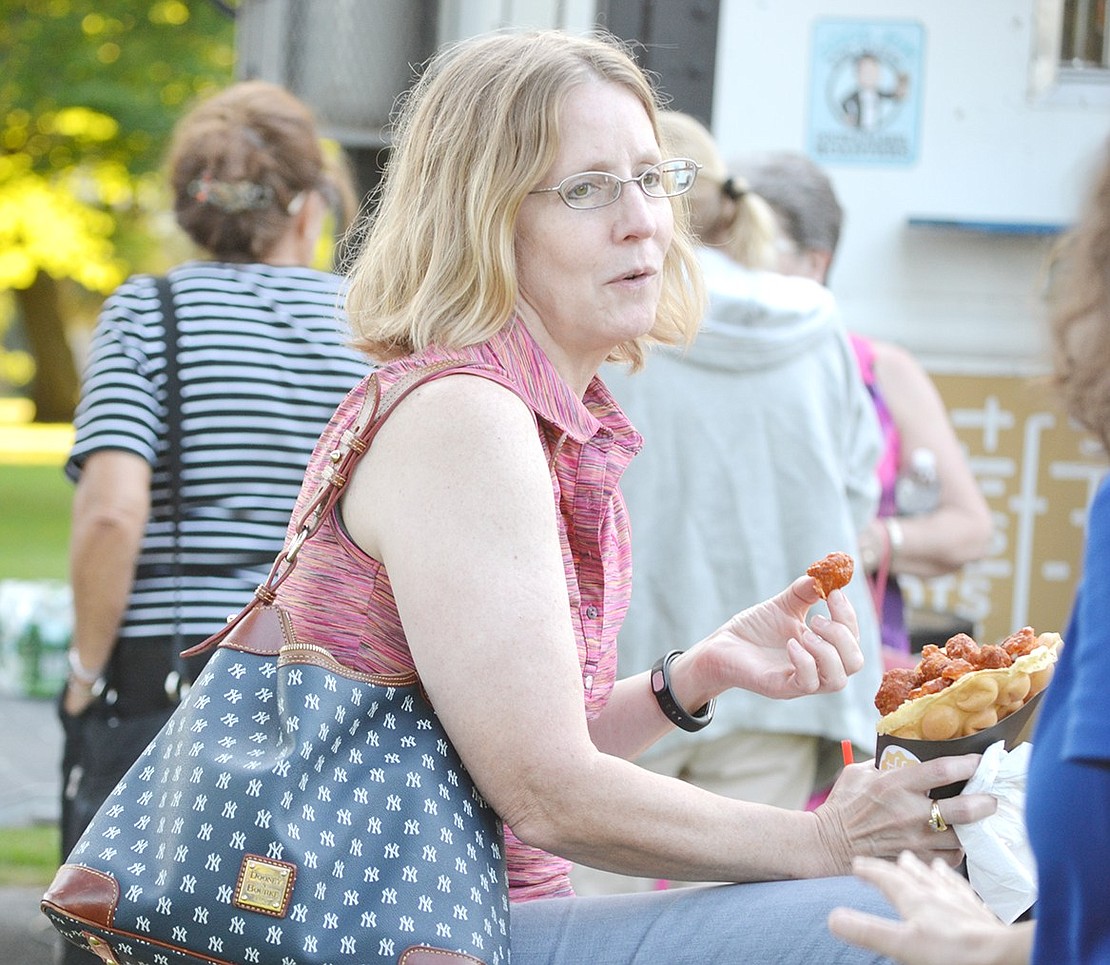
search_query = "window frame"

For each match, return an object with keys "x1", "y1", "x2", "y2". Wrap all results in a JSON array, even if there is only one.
[{"x1": 1031, "y1": 0, "x2": 1110, "y2": 105}]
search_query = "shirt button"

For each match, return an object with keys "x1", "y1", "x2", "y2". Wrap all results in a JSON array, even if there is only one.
[
  {"x1": 585, "y1": 605, "x2": 598, "y2": 619},
  {"x1": 584, "y1": 674, "x2": 594, "y2": 690}
]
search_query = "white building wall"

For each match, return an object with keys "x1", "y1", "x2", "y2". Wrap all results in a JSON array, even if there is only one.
[
  {"x1": 712, "y1": 0, "x2": 1110, "y2": 374},
  {"x1": 709, "y1": 1, "x2": 1110, "y2": 640}
]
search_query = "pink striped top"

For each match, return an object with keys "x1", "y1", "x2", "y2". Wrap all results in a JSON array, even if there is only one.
[{"x1": 274, "y1": 319, "x2": 642, "y2": 902}]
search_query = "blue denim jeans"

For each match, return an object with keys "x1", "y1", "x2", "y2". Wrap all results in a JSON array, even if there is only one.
[{"x1": 510, "y1": 876, "x2": 895, "y2": 963}]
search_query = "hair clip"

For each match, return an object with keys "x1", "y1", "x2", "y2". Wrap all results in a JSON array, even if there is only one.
[{"x1": 188, "y1": 173, "x2": 275, "y2": 212}]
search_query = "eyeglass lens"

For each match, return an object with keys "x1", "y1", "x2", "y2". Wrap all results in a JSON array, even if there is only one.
[{"x1": 558, "y1": 159, "x2": 697, "y2": 209}]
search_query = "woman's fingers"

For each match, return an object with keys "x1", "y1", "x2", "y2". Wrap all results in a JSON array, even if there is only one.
[
  {"x1": 794, "y1": 608, "x2": 862, "y2": 689},
  {"x1": 785, "y1": 636, "x2": 820, "y2": 692},
  {"x1": 827, "y1": 907, "x2": 911, "y2": 961},
  {"x1": 821, "y1": 759, "x2": 998, "y2": 867},
  {"x1": 825, "y1": 586, "x2": 860, "y2": 640},
  {"x1": 828, "y1": 852, "x2": 1012, "y2": 965},
  {"x1": 818, "y1": 590, "x2": 864, "y2": 675},
  {"x1": 797, "y1": 628, "x2": 849, "y2": 691},
  {"x1": 930, "y1": 792, "x2": 996, "y2": 829},
  {"x1": 889, "y1": 755, "x2": 999, "y2": 826},
  {"x1": 787, "y1": 572, "x2": 823, "y2": 608}
]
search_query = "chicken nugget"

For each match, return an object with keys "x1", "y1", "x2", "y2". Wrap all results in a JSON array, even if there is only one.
[{"x1": 807, "y1": 551, "x2": 854, "y2": 600}]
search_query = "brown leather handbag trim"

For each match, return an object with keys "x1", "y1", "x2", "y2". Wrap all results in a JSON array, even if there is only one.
[
  {"x1": 81, "y1": 933, "x2": 122, "y2": 964},
  {"x1": 219, "y1": 604, "x2": 421, "y2": 686},
  {"x1": 400, "y1": 945, "x2": 488, "y2": 965},
  {"x1": 219, "y1": 603, "x2": 285, "y2": 656},
  {"x1": 41, "y1": 865, "x2": 119, "y2": 928}
]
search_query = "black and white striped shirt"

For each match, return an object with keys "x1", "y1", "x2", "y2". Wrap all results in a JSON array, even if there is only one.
[{"x1": 66, "y1": 262, "x2": 371, "y2": 643}]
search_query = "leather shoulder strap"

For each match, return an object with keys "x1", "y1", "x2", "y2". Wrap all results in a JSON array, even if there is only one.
[{"x1": 153, "y1": 275, "x2": 186, "y2": 671}]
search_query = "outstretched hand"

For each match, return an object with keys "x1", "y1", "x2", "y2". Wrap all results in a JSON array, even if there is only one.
[
  {"x1": 696, "y1": 574, "x2": 864, "y2": 700},
  {"x1": 827, "y1": 851, "x2": 1028, "y2": 965}
]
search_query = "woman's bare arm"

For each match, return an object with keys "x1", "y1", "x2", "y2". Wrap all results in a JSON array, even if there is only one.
[
  {"x1": 66, "y1": 450, "x2": 151, "y2": 713},
  {"x1": 341, "y1": 375, "x2": 995, "y2": 882},
  {"x1": 863, "y1": 340, "x2": 993, "y2": 578}
]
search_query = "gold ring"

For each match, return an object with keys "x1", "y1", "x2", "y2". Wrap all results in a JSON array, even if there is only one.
[{"x1": 928, "y1": 800, "x2": 948, "y2": 833}]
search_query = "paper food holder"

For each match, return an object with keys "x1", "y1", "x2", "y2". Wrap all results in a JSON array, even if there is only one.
[{"x1": 875, "y1": 688, "x2": 1047, "y2": 799}]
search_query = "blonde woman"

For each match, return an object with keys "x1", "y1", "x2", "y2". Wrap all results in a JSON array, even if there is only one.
[{"x1": 269, "y1": 32, "x2": 994, "y2": 960}]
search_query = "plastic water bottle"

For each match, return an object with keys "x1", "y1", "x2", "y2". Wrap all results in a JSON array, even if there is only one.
[{"x1": 895, "y1": 447, "x2": 940, "y2": 516}]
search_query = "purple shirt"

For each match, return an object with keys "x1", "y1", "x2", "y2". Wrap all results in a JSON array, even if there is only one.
[{"x1": 851, "y1": 333, "x2": 910, "y2": 652}]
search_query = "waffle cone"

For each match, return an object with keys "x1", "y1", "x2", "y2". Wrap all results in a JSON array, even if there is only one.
[{"x1": 877, "y1": 632, "x2": 1062, "y2": 741}]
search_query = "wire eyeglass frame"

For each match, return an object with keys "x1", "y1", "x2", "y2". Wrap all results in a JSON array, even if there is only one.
[{"x1": 529, "y1": 158, "x2": 701, "y2": 210}]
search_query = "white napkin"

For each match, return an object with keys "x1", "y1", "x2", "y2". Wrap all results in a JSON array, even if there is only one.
[{"x1": 953, "y1": 740, "x2": 1037, "y2": 923}]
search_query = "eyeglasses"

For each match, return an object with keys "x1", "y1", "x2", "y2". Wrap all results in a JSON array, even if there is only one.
[{"x1": 529, "y1": 158, "x2": 700, "y2": 210}]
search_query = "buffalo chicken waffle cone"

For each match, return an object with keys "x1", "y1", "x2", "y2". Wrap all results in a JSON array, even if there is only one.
[{"x1": 875, "y1": 628, "x2": 1062, "y2": 741}]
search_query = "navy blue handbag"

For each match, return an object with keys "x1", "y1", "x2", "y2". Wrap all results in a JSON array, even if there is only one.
[{"x1": 42, "y1": 365, "x2": 510, "y2": 965}]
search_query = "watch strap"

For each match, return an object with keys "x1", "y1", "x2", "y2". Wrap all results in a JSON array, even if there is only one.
[{"x1": 650, "y1": 650, "x2": 715, "y2": 732}]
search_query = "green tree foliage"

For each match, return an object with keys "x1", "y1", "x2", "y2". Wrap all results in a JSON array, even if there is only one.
[{"x1": 1, "y1": 0, "x2": 235, "y2": 421}]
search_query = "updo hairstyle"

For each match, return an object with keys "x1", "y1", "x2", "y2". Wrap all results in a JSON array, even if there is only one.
[{"x1": 167, "y1": 80, "x2": 356, "y2": 263}]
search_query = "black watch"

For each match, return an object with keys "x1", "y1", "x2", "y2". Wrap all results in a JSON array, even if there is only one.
[{"x1": 650, "y1": 650, "x2": 715, "y2": 732}]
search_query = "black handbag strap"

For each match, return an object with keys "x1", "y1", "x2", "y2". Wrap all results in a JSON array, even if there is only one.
[
  {"x1": 153, "y1": 275, "x2": 189, "y2": 685},
  {"x1": 102, "y1": 276, "x2": 189, "y2": 709}
]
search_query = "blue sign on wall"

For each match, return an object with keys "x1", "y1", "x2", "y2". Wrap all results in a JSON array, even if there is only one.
[{"x1": 808, "y1": 18, "x2": 925, "y2": 166}]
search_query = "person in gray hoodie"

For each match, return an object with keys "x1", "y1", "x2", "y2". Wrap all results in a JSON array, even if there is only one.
[{"x1": 582, "y1": 112, "x2": 883, "y2": 894}]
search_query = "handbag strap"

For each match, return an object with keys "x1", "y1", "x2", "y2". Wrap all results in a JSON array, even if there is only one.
[
  {"x1": 183, "y1": 359, "x2": 467, "y2": 657},
  {"x1": 153, "y1": 276, "x2": 187, "y2": 674},
  {"x1": 153, "y1": 275, "x2": 185, "y2": 648}
]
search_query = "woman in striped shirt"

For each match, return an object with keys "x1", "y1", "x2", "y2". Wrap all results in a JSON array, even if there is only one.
[{"x1": 59, "y1": 81, "x2": 369, "y2": 934}]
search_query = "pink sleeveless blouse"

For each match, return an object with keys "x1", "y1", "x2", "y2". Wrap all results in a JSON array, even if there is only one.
[{"x1": 273, "y1": 319, "x2": 642, "y2": 901}]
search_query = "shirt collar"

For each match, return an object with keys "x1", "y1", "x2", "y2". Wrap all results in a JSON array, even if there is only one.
[{"x1": 483, "y1": 319, "x2": 641, "y2": 451}]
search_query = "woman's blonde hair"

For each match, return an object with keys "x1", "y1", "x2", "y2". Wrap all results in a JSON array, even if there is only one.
[
  {"x1": 1048, "y1": 137, "x2": 1110, "y2": 454},
  {"x1": 345, "y1": 29, "x2": 704, "y2": 368},
  {"x1": 168, "y1": 80, "x2": 356, "y2": 263},
  {"x1": 656, "y1": 110, "x2": 778, "y2": 269}
]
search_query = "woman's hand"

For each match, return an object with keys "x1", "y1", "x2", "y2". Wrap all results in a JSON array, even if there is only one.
[
  {"x1": 827, "y1": 851, "x2": 1032, "y2": 965},
  {"x1": 62, "y1": 677, "x2": 100, "y2": 717},
  {"x1": 692, "y1": 574, "x2": 864, "y2": 700},
  {"x1": 811, "y1": 754, "x2": 998, "y2": 874}
]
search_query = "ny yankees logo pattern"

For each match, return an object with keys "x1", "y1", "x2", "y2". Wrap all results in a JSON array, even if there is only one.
[{"x1": 43, "y1": 638, "x2": 510, "y2": 964}]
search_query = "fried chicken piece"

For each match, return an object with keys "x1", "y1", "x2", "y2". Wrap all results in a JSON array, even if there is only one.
[
  {"x1": 943, "y1": 633, "x2": 979, "y2": 663},
  {"x1": 807, "y1": 552, "x2": 854, "y2": 600},
  {"x1": 972, "y1": 645, "x2": 1012, "y2": 670},
  {"x1": 914, "y1": 645, "x2": 951, "y2": 686},
  {"x1": 908, "y1": 677, "x2": 950, "y2": 701},
  {"x1": 875, "y1": 667, "x2": 916, "y2": 716},
  {"x1": 940, "y1": 658, "x2": 975, "y2": 682},
  {"x1": 1001, "y1": 626, "x2": 1037, "y2": 658}
]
